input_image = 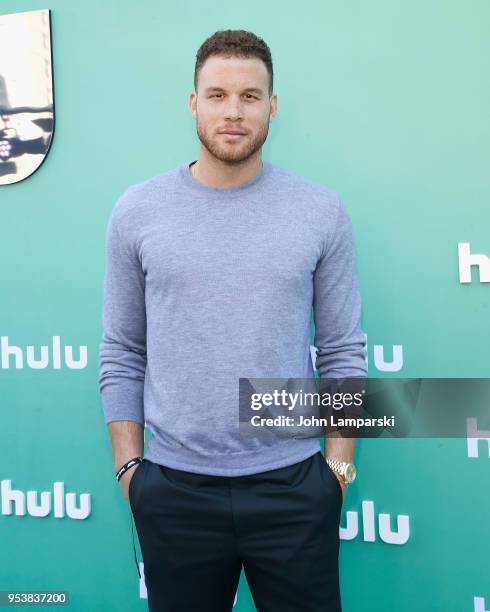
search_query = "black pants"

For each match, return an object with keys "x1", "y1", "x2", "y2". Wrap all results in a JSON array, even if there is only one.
[{"x1": 129, "y1": 450, "x2": 343, "y2": 612}]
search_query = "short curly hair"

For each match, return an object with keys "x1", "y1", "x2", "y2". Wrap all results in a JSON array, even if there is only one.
[{"x1": 194, "y1": 30, "x2": 273, "y2": 96}]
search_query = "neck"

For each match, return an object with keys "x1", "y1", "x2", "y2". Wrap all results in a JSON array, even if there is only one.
[{"x1": 191, "y1": 149, "x2": 263, "y2": 188}]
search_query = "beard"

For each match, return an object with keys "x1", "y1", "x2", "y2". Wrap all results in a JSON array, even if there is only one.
[{"x1": 195, "y1": 113, "x2": 270, "y2": 165}]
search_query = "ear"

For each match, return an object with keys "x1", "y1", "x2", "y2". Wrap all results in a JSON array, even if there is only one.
[
  {"x1": 269, "y1": 94, "x2": 278, "y2": 122},
  {"x1": 189, "y1": 91, "x2": 197, "y2": 118}
]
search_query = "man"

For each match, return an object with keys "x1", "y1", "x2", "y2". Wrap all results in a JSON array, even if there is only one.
[{"x1": 99, "y1": 29, "x2": 366, "y2": 612}]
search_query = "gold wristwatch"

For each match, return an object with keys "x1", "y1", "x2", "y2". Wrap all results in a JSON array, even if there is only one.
[{"x1": 325, "y1": 458, "x2": 357, "y2": 485}]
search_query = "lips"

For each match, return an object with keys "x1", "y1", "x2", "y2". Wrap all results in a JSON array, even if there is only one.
[{"x1": 220, "y1": 131, "x2": 246, "y2": 135}]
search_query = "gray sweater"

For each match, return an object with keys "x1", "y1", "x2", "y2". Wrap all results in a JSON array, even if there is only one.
[{"x1": 98, "y1": 160, "x2": 367, "y2": 476}]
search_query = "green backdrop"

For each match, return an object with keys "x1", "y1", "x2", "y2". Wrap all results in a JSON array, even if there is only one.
[{"x1": 1, "y1": 1, "x2": 489, "y2": 611}]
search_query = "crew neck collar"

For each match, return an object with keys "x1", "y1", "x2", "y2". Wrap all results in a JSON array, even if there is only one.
[{"x1": 179, "y1": 159, "x2": 271, "y2": 198}]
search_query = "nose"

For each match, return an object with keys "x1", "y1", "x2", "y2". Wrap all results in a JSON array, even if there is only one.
[{"x1": 223, "y1": 95, "x2": 244, "y2": 121}]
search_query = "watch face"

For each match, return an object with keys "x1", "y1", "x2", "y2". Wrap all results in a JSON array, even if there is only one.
[{"x1": 345, "y1": 464, "x2": 357, "y2": 483}]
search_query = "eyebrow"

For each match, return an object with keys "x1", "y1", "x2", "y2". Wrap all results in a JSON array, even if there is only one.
[{"x1": 204, "y1": 87, "x2": 264, "y2": 95}]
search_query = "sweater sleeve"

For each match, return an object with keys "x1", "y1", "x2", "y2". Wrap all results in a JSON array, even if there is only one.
[
  {"x1": 313, "y1": 197, "x2": 367, "y2": 379},
  {"x1": 98, "y1": 194, "x2": 147, "y2": 426}
]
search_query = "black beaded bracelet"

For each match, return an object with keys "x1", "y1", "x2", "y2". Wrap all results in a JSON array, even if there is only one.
[{"x1": 116, "y1": 456, "x2": 142, "y2": 482}]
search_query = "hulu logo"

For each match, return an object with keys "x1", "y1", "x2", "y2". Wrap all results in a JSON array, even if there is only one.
[
  {"x1": 474, "y1": 596, "x2": 489, "y2": 612},
  {"x1": 1, "y1": 335, "x2": 87, "y2": 369},
  {"x1": 369, "y1": 344, "x2": 403, "y2": 372},
  {"x1": 311, "y1": 340, "x2": 404, "y2": 373},
  {"x1": 458, "y1": 242, "x2": 490, "y2": 283},
  {"x1": 340, "y1": 500, "x2": 410, "y2": 544},
  {"x1": 1, "y1": 480, "x2": 91, "y2": 519},
  {"x1": 467, "y1": 418, "x2": 490, "y2": 458}
]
